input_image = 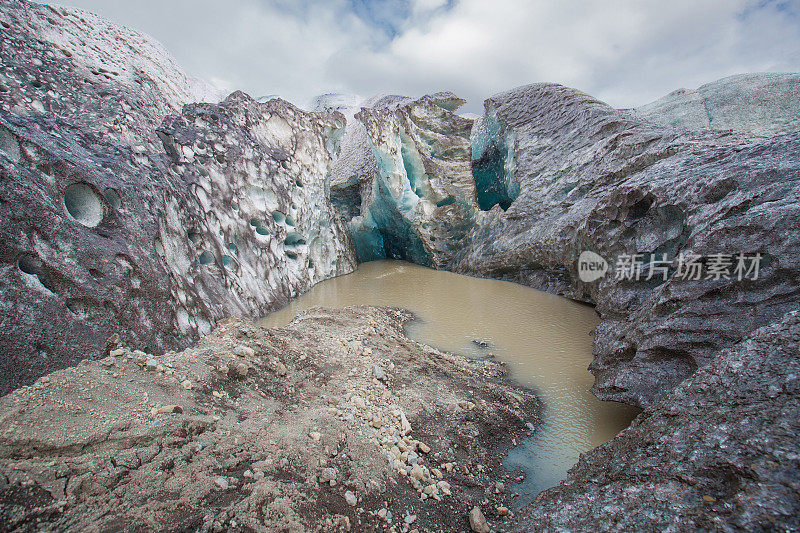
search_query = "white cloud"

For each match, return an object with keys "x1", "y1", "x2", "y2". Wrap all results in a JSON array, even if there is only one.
[
  {"x1": 49, "y1": 0, "x2": 800, "y2": 113},
  {"x1": 410, "y1": 0, "x2": 449, "y2": 16},
  {"x1": 337, "y1": 0, "x2": 800, "y2": 111}
]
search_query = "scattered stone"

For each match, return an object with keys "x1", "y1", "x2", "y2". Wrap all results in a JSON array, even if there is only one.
[
  {"x1": 181, "y1": 380, "x2": 193, "y2": 390},
  {"x1": 344, "y1": 490, "x2": 357, "y2": 506},
  {"x1": 230, "y1": 362, "x2": 249, "y2": 379},
  {"x1": 399, "y1": 410, "x2": 412, "y2": 435},
  {"x1": 319, "y1": 467, "x2": 337, "y2": 484},
  {"x1": 372, "y1": 364, "x2": 386, "y2": 381},
  {"x1": 351, "y1": 396, "x2": 366, "y2": 409},
  {"x1": 496, "y1": 505, "x2": 509, "y2": 517},
  {"x1": 469, "y1": 506, "x2": 490, "y2": 533},
  {"x1": 106, "y1": 333, "x2": 122, "y2": 351},
  {"x1": 0, "y1": 304, "x2": 540, "y2": 531},
  {"x1": 156, "y1": 404, "x2": 183, "y2": 414},
  {"x1": 233, "y1": 345, "x2": 254, "y2": 357}
]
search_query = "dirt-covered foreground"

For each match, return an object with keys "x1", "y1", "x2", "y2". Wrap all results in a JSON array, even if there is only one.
[{"x1": 0, "y1": 306, "x2": 538, "y2": 532}]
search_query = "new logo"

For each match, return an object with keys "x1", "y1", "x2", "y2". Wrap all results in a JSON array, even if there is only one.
[{"x1": 577, "y1": 251, "x2": 608, "y2": 282}]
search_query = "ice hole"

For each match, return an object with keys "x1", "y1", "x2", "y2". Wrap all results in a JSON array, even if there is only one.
[
  {"x1": 18, "y1": 255, "x2": 40, "y2": 276},
  {"x1": 284, "y1": 232, "x2": 307, "y2": 246},
  {"x1": 199, "y1": 251, "x2": 215, "y2": 265},
  {"x1": 103, "y1": 188, "x2": 121, "y2": 209},
  {"x1": 64, "y1": 183, "x2": 103, "y2": 227}
]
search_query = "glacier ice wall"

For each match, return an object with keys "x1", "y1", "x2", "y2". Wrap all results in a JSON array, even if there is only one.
[
  {"x1": 470, "y1": 104, "x2": 520, "y2": 211},
  {"x1": 327, "y1": 92, "x2": 478, "y2": 266},
  {"x1": 0, "y1": 0, "x2": 355, "y2": 393},
  {"x1": 628, "y1": 73, "x2": 800, "y2": 136}
]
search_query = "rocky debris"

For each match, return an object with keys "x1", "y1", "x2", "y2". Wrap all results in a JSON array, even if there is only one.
[
  {"x1": 0, "y1": 0, "x2": 355, "y2": 393},
  {"x1": 518, "y1": 310, "x2": 800, "y2": 531},
  {"x1": 0, "y1": 306, "x2": 536, "y2": 531},
  {"x1": 451, "y1": 82, "x2": 800, "y2": 408},
  {"x1": 628, "y1": 73, "x2": 800, "y2": 136}
]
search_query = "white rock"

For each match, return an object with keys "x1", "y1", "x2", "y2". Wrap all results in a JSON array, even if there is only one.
[
  {"x1": 469, "y1": 506, "x2": 490, "y2": 533},
  {"x1": 459, "y1": 400, "x2": 476, "y2": 411},
  {"x1": 399, "y1": 410, "x2": 412, "y2": 435},
  {"x1": 233, "y1": 345, "x2": 255, "y2": 357},
  {"x1": 319, "y1": 467, "x2": 337, "y2": 483},
  {"x1": 351, "y1": 396, "x2": 366, "y2": 409}
]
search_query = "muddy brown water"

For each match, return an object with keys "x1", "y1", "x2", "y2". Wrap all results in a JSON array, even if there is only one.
[{"x1": 259, "y1": 260, "x2": 639, "y2": 503}]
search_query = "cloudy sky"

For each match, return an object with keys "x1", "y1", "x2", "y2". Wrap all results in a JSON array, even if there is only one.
[{"x1": 47, "y1": 0, "x2": 800, "y2": 113}]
